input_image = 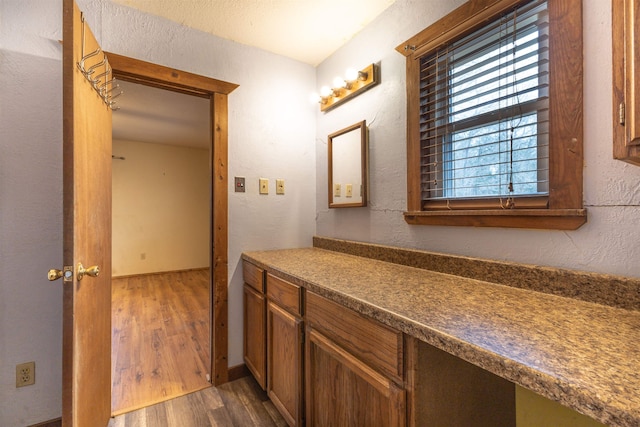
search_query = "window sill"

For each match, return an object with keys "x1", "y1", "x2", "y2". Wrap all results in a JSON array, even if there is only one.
[{"x1": 403, "y1": 209, "x2": 587, "y2": 230}]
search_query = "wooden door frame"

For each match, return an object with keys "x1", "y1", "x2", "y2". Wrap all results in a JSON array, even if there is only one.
[{"x1": 108, "y1": 52, "x2": 238, "y2": 386}]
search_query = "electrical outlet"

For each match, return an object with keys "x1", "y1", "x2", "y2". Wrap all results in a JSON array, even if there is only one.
[
  {"x1": 259, "y1": 178, "x2": 269, "y2": 195},
  {"x1": 16, "y1": 361, "x2": 35, "y2": 387},
  {"x1": 346, "y1": 184, "x2": 353, "y2": 197}
]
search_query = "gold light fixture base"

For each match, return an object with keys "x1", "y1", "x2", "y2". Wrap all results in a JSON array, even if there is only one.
[{"x1": 320, "y1": 63, "x2": 380, "y2": 112}]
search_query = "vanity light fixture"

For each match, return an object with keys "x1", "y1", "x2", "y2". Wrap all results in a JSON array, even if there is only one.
[{"x1": 312, "y1": 63, "x2": 380, "y2": 112}]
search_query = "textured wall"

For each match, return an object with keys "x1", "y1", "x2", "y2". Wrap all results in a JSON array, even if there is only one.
[
  {"x1": 0, "y1": 2, "x2": 65, "y2": 424},
  {"x1": 0, "y1": 51, "x2": 65, "y2": 427},
  {"x1": 315, "y1": 0, "x2": 640, "y2": 279},
  {"x1": 0, "y1": 0, "x2": 316, "y2": 424}
]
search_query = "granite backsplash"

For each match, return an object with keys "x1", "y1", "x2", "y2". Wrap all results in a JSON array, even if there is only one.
[{"x1": 313, "y1": 236, "x2": 640, "y2": 311}]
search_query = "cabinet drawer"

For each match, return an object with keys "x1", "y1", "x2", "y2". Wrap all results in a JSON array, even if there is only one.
[
  {"x1": 243, "y1": 261, "x2": 264, "y2": 293},
  {"x1": 305, "y1": 292, "x2": 403, "y2": 382},
  {"x1": 267, "y1": 273, "x2": 302, "y2": 317}
]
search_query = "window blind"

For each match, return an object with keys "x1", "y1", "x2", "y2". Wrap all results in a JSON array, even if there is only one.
[{"x1": 419, "y1": 0, "x2": 549, "y2": 209}]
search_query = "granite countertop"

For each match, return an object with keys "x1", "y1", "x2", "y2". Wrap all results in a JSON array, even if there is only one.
[{"x1": 242, "y1": 247, "x2": 640, "y2": 427}]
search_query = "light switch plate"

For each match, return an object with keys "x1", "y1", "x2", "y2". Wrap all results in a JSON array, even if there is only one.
[
  {"x1": 334, "y1": 183, "x2": 341, "y2": 197},
  {"x1": 276, "y1": 179, "x2": 285, "y2": 195},
  {"x1": 259, "y1": 178, "x2": 269, "y2": 195},
  {"x1": 346, "y1": 183, "x2": 353, "y2": 197},
  {"x1": 234, "y1": 176, "x2": 245, "y2": 193}
]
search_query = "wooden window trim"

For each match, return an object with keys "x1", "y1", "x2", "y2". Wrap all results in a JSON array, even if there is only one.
[{"x1": 397, "y1": 0, "x2": 586, "y2": 230}]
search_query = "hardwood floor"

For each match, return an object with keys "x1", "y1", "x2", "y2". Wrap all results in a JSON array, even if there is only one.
[
  {"x1": 111, "y1": 269, "x2": 211, "y2": 415},
  {"x1": 109, "y1": 376, "x2": 287, "y2": 427}
]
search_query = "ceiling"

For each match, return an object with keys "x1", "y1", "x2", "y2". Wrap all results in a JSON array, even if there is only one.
[
  {"x1": 112, "y1": 81, "x2": 211, "y2": 149},
  {"x1": 111, "y1": 0, "x2": 397, "y2": 66},
  {"x1": 111, "y1": 0, "x2": 397, "y2": 149}
]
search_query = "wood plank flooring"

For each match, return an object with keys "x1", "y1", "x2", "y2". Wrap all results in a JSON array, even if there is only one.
[
  {"x1": 111, "y1": 269, "x2": 211, "y2": 415},
  {"x1": 109, "y1": 376, "x2": 287, "y2": 427}
]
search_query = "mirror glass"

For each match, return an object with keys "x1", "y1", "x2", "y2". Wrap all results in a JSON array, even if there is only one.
[{"x1": 328, "y1": 120, "x2": 368, "y2": 208}]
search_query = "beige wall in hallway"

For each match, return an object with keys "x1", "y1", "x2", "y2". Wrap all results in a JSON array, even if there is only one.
[{"x1": 112, "y1": 139, "x2": 210, "y2": 276}]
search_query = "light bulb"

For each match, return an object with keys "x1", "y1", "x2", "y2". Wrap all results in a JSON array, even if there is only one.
[
  {"x1": 320, "y1": 86, "x2": 332, "y2": 97},
  {"x1": 333, "y1": 76, "x2": 347, "y2": 89},
  {"x1": 345, "y1": 68, "x2": 359, "y2": 82}
]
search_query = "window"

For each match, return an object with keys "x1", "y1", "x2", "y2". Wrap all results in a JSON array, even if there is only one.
[{"x1": 397, "y1": 0, "x2": 586, "y2": 229}]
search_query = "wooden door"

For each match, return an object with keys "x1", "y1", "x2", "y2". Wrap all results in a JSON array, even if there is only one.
[
  {"x1": 613, "y1": 0, "x2": 640, "y2": 163},
  {"x1": 62, "y1": 1, "x2": 112, "y2": 425},
  {"x1": 305, "y1": 328, "x2": 406, "y2": 427},
  {"x1": 267, "y1": 301, "x2": 304, "y2": 427}
]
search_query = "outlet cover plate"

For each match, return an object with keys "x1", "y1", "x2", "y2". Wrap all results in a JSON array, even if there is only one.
[
  {"x1": 16, "y1": 361, "x2": 35, "y2": 387},
  {"x1": 259, "y1": 178, "x2": 269, "y2": 195}
]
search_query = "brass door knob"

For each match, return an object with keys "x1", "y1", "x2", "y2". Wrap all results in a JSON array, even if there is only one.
[
  {"x1": 48, "y1": 266, "x2": 74, "y2": 282},
  {"x1": 77, "y1": 263, "x2": 100, "y2": 281},
  {"x1": 48, "y1": 269, "x2": 63, "y2": 281}
]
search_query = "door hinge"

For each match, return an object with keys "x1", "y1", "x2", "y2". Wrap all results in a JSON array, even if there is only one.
[{"x1": 620, "y1": 102, "x2": 626, "y2": 125}]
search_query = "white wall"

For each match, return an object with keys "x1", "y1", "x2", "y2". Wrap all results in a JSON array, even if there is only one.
[
  {"x1": 315, "y1": 0, "x2": 640, "y2": 279},
  {"x1": 112, "y1": 140, "x2": 210, "y2": 276},
  {"x1": 0, "y1": 0, "x2": 316, "y2": 424},
  {"x1": 0, "y1": 2, "x2": 65, "y2": 424}
]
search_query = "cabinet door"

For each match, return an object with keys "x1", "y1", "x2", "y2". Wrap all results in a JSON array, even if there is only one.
[
  {"x1": 613, "y1": 0, "x2": 640, "y2": 163},
  {"x1": 267, "y1": 301, "x2": 304, "y2": 427},
  {"x1": 244, "y1": 284, "x2": 266, "y2": 389},
  {"x1": 305, "y1": 328, "x2": 406, "y2": 427}
]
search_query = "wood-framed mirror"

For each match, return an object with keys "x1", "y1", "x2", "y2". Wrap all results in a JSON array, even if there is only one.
[{"x1": 328, "y1": 120, "x2": 368, "y2": 208}]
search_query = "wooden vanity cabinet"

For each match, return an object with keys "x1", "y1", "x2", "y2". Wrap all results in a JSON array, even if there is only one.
[
  {"x1": 243, "y1": 261, "x2": 513, "y2": 427},
  {"x1": 243, "y1": 261, "x2": 266, "y2": 390},
  {"x1": 266, "y1": 273, "x2": 304, "y2": 427},
  {"x1": 304, "y1": 291, "x2": 406, "y2": 427}
]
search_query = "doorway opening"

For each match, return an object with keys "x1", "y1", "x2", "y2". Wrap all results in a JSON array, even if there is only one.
[
  {"x1": 111, "y1": 80, "x2": 212, "y2": 414},
  {"x1": 107, "y1": 52, "x2": 237, "y2": 415}
]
